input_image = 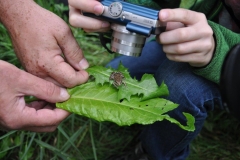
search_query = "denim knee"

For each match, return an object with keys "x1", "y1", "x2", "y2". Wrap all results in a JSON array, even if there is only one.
[
  {"x1": 106, "y1": 41, "x2": 223, "y2": 160},
  {"x1": 140, "y1": 59, "x2": 222, "y2": 160},
  {"x1": 106, "y1": 41, "x2": 164, "y2": 80},
  {"x1": 155, "y1": 59, "x2": 222, "y2": 118}
]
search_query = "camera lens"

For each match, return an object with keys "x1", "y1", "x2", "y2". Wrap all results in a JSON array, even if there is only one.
[{"x1": 110, "y1": 24, "x2": 146, "y2": 57}]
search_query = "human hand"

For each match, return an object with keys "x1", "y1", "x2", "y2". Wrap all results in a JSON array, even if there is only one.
[
  {"x1": 68, "y1": 0, "x2": 110, "y2": 32},
  {"x1": 157, "y1": 9, "x2": 215, "y2": 67},
  {"x1": 0, "y1": 0, "x2": 89, "y2": 88},
  {"x1": 0, "y1": 60, "x2": 70, "y2": 132}
]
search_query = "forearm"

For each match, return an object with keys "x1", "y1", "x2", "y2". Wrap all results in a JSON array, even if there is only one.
[{"x1": 193, "y1": 21, "x2": 240, "y2": 84}]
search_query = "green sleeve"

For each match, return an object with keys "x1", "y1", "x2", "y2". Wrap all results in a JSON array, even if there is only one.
[{"x1": 193, "y1": 21, "x2": 240, "y2": 84}]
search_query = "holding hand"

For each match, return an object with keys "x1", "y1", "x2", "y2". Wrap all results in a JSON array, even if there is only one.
[
  {"x1": 0, "y1": 0, "x2": 89, "y2": 88},
  {"x1": 157, "y1": 8, "x2": 215, "y2": 67},
  {"x1": 68, "y1": 0, "x2": 110, "y2": 32},
  {"x1": 0, "y1": 61, "x2": 70, "y2": 132}
]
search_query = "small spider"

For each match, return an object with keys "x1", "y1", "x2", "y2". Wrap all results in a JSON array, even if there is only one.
[{"x1": 109, "y1": 71, "x2": 126, "y2": 88}]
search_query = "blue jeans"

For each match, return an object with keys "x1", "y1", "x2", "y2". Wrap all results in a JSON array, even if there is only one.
[{"x1": 107, "y1": 41, "x2": 222, "y2": 160}]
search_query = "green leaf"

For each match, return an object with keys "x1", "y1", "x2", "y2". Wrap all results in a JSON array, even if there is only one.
[
  {"x1": 118, "y1": 74, "x2": 169, "y2": 101},
  {"x1": 87, "y1": 64, "x2": 169, "y2": 101},
  {"x1": 56, "y1": 82, "x2": 195, "y2": 131},
  {"x1": 86, "y1": 66, "x2": 114, "y2": 86}
]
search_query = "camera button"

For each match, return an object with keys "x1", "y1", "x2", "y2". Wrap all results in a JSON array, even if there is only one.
[
  {"x1": 108, "y1": 2, "x2": 123, "y2": 17},
  {"x1": 121, "y1": 15, "x2": 126, "y2": 21}
]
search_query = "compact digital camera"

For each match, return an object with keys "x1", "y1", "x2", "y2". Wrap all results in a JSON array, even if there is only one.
[{"x1": 83, "y1": 0, "x2": 166, "y2": 57}]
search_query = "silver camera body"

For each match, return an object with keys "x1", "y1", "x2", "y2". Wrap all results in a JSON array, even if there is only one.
[{"x1": 84, "y1": 0, "x2": 166, "y2": 56}]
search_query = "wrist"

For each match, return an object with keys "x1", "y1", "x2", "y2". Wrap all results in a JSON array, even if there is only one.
[{"x1": 0, "y1": 0, "x2": 35, "y2": 29}]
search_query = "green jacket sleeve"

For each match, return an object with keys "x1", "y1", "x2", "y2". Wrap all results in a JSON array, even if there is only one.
[{"x1": 193, "y1": 21, "x2": 240, "y2": 84}]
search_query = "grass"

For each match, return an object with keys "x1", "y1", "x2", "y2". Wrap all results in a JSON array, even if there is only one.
[
  {"x1": 1, "y1": 0, "x2": 240, "y2": 160},
  {"x1": 188, "y1": 109, "x2": 240, "y2": 160}
]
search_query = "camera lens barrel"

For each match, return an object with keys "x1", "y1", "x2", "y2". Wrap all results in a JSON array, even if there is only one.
[
  {"x1": 111, "y1": 24, "x2": 146, "y2": 57},
  {"x1": 83, "y1": 0, "x2": 166, "y2": 57}
]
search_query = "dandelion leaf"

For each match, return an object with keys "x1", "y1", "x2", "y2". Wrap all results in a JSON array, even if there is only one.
[
  {"x1": 87, "y1": 64, "x2": 169, "y2": 101},
  {"x1": 56, "y1": 82, "x2": 195, "y2": 131}
]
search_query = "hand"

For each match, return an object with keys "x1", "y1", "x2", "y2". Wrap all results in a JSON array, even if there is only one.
[
  {"x1": 0, "y1": 60, "x2": 70, "y2": 132},
  {"x1": 68, "y1": 0, "x2": 110, "y2": 32},
  {"x1": 0, "y1": 0, "x2": 89, "y2": 88},
  {"x1": 157, "y1": 9, "x2": 215, "y2": 67}
]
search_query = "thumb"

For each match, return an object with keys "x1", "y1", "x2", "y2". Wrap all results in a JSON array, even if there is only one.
[
  {"x1": 56, "y1": 22, "x2": 89, "y2": 70},
  {"x1": 19, "y1": 71, "x2": 70, "y2": 103}
]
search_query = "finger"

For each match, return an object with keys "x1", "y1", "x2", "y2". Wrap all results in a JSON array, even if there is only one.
[
  {"x1": 159, "y1": 8, "x2": 206, "y2": 25},
  {"x1": 68, "y1": 0, "x2": 104, "y2": 15},
  {"x1": 69, "y1": 6, "x2": 110, "y2": 30},
  {"x1": 43, "y1": 76, "x2": 64, "y2": 87},
  {"x1": 18, "y1": 71, "x2": 70, "y2": 103},
  {"x1": 159, "y1": 27, "x2": 199, "y2": 44},
  {"x1": 21, "y1": 104, "x2": 70, "y2": 128},
  {"x1": 166, "y1": 52, "x2": 211, "y2": 67},
  {"x1": 165, "y1": 22, "x2": 185, "y2": 31},
  {"x1": 54, "y1": 22, "x2": 89, "y2": 71},
  {"x1": 47, "y1": 60, "x2": 89, "y2": 88},
  {"x1": 163, "y1": 38, "x2": 213, "y2": 55}
]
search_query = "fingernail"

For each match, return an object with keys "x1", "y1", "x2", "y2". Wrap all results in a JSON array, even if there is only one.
[
  {"x1": 94, "y1": 4, "x2": 104, "y2": 15},
  {"x1": 102, "y1": 22, "x2": 110, "y2": 28},
  {"x1": 79, "y1": 58, "x2": 89, "y2": 69},
  {"x1": 60, "y1": 88, "x2": 70, "y2": 100}
]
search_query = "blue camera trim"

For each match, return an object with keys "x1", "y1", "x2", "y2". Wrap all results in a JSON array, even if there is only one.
[
  {"x1": 101, "y1": 0, "x2": 159, "y2": 20},
  {"x1": 83, "y1": 0, "x2": 166, "y2": 36}
]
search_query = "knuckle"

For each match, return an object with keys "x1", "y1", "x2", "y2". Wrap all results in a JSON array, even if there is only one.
[
  {"x1": 61, "y1": 75, "x2": 76, "y2": 88},
  {"x1": 201, "y1": 26, "x2": 213, "y2": 37},
  {"x1": 200, "y1": 39, "x2": 213, "y2": 52},
  {"x1": 198, "y1": 13, "x2": 206, "y2": 20},
  {"x1": 61, "y1": 25, "x2": 72, "y2": 36},
  {"x1": 207, "y1": 29, "x2": 213, "y2": 37},
  {"x1": 68, "y1": 47, "x2": 83, "y2": 60},
  {"x1": 37, "y1": 60, "x2": 48, "y2": 70},
  {"x1": 178, "y1": 30, "x2": 187, "y2": 40},
  {"x1": 196, "y1": 54, "x2": 207, "y2": 64},
  {"x1": 69, "y1": 14, "x2": 79, "y2": 27},
  {"x1": 182, "y1": 9, "x2": 191, "y2": 21},
  {"x1": 175, "y1": 44, "x2": 185, "y2": 54},
  {"x1": 204, "y1": 41, "x2": 213, "y2": 50},
  {"x1": 44, "y1": 82, "x2": 58, "y2": 97}
]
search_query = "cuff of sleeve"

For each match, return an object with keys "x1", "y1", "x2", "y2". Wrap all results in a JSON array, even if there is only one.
[{"x1": 193, "y1": 21, "x2": 229, "y2": 84}]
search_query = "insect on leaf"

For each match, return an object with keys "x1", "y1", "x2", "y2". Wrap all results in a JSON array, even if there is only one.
[{"x1": 87, "y1": 64, "x2": 169, "y2": 101}]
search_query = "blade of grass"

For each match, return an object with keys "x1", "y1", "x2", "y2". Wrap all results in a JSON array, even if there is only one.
[
  {"x1": 61, "y1": 121, "x2": 89, "y2": 153},
  {"x1": 0, "y1": 131, "x2": 17, "y2": 140},
  {"x1": 20, "y1": 132, "x2": 36, "y2": 160},
  {"x1": 57, "y1": 125, "x2": 81, "y2": 152},
  {"x1": 90, "y1": 120, "x2": 98, "y2": 160},
  {"x1": 39, "y1": 146, "x2": 44, "y2": 160},
  {"x1": 34, "y1": 139, "x2": 70, "y2": 160}
]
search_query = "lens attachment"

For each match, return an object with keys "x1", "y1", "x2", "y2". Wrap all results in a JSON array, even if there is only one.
[{"x1": 110, "y1": 24, "x2": 146, "y2": 57}]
